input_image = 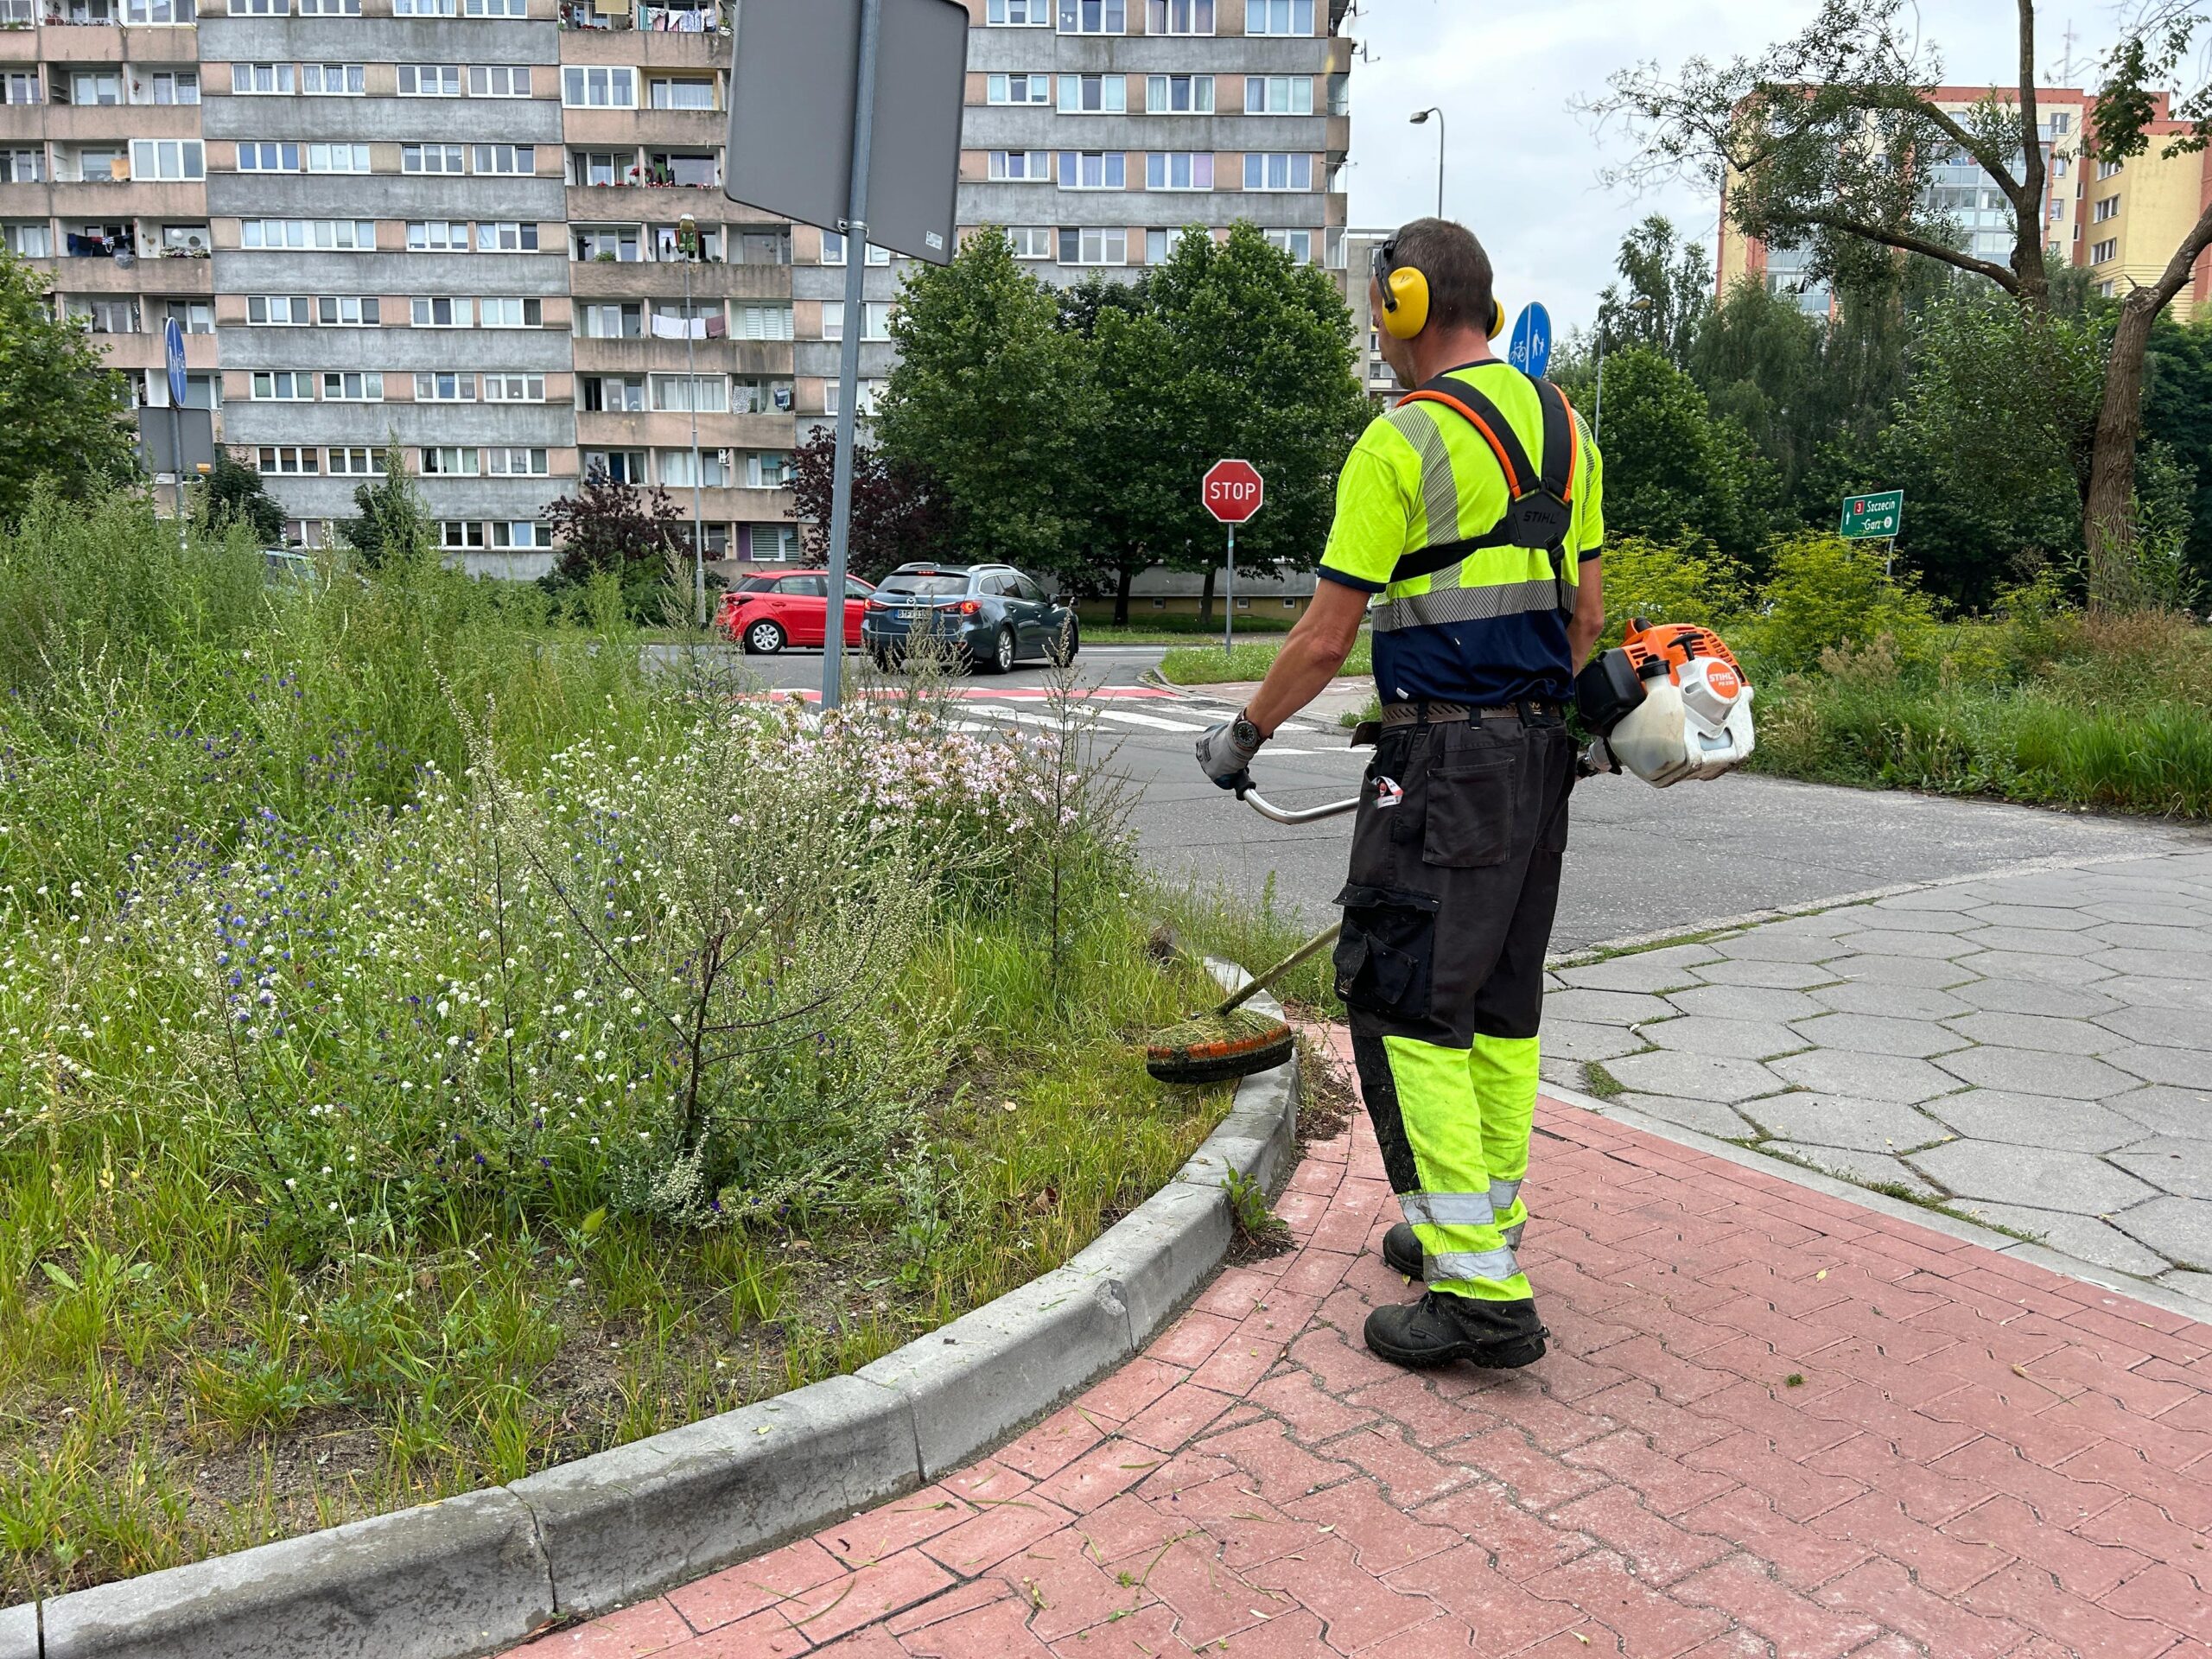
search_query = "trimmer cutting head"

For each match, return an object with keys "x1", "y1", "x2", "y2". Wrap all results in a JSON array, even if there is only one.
[{"x1": 1146, "y1": 1006, "x2": 1295, "y2": 1084}]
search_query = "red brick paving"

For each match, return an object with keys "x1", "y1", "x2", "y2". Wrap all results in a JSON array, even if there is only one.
[{"x1": 506, "y1": 1029, "x2": 2212, "y2": 1659}]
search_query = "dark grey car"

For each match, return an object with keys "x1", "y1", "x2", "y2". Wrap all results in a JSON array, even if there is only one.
[{"x1": 860, "y1": 563, "x2": 1078, "y2": 674}]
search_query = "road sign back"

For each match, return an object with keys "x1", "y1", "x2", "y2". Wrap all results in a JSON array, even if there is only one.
[{"x1": 1202, "y1": 458, "x2": 1264, "y2": 524}]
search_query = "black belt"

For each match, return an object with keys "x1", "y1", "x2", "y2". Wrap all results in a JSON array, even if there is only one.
[{"x1": 1379, "y1": 698, "x2": 1564, "y2": 726}]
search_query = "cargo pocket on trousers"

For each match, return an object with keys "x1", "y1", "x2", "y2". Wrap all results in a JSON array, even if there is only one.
[
  {"x1": 1422, "y1": 753, "x2": 1516, "y2": 868},
  {"x1": 1332, "y1": 883, "x2": 1440, "y2": 1020}
]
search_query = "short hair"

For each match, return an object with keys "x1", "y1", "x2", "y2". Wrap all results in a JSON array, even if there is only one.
[{"x1": 1387, "y1": 218, "x2": 1495, "y2": 336}]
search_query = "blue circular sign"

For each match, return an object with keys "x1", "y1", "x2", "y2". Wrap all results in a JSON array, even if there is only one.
[
  {"x1": 1507, "y1": 302, "x2": 1552, "y2": 380},
  {"x1": 164, "y1": 317, "x2": 188, "y2": 407}
]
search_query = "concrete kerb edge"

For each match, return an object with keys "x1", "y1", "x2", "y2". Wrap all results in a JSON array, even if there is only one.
[
  {"x1": 1542, "y1": 1077, "x2": 2212, "y2": 1327},
  {"x1": 3, "y1": 969, "x2": 1298, "y2": 1659}
]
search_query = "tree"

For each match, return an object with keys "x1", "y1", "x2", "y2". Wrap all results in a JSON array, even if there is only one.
[
  {"x1": 337, "y1": 445, "x2": 433, "y2": 570},
  {"x1": 2142, "y1": 315, "x2": 2212, "y2": 592},
  {"x1": 1593, "y1": 0, "x2": 2212, "y2": 607},
  {"x1": 786, "y1": 426, "x2": 957, "y2": 581},
  {"x1": 1594, "y1": 215, "x2": 1712, "y2": 369},
  {"x1": 0, "y1": 249, "x2": 137, "y2": 524},
  {"x1": 203, "y1": 451, "x2": 286, "y2": 545},
  {"x1": 543, "y1": 471, "x2": 687, "y2": 619},
  {"x1": 1591, "y1": 346, "x2": 1778, "y2": 565}
]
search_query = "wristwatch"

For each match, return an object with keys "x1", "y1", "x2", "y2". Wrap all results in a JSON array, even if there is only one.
[{"x1": 1233, "y1": 709, "x2": 1267, "y2": 749}]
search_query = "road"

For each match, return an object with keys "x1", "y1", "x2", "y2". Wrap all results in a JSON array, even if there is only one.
[{"x1": 732, "y1": 642, "x2": 2209, "y2": 952}]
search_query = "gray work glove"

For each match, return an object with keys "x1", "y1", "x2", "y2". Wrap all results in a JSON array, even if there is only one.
[{"x1": 1194, "y1": 709, "x2": 1266, "y2": 791}]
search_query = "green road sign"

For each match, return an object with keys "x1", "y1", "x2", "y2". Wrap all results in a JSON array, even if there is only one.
[{"x1": 1840, "y1": 489, "x2": 1903, "y2": 539}]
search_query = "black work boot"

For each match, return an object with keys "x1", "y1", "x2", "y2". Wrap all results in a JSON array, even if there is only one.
[
  {"x1": 1382, "y1": 1223, "x2": 1422, "y2": 1279},
  {"x1": 1363, "y1": 1291, "x2": 1547, "y2": 1370}
]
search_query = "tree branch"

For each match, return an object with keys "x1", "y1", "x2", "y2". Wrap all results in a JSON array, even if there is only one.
[
  {"x1": 1791, "y1": 209, "x2": 2022, "y2": 290},
  {"x1": 2016, "y1": 0, "x2": 2046, "y2": 216}
]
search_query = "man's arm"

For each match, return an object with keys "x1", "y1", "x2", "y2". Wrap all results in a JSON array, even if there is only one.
[
  {"x1": 1246, "y1": 578, "x2": 1370, "y2": 735},
  {"x1": 1567, "y1": 555, "x2": 1604, "y2": 672}
]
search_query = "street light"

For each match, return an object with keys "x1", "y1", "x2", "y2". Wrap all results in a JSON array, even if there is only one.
[
  {"x1": 1409, "y1": 107, "x2": 1444, "y2": 218},
  {"x1": 1592, "y1": 294, "x2": 1652, "y2": 444},
  {"x1": 679, "y1": 211, "x2": 704, "y2": 630}
]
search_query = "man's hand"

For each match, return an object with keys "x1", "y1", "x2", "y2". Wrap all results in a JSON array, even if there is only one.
[{"x1": 1194, "y1": 709, "x2": 1266, "y2": 790}]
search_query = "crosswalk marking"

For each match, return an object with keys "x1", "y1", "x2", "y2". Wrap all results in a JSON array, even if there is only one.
[{"x1": 1090, "y1": 709, "x2": 1212, "y2": 733}]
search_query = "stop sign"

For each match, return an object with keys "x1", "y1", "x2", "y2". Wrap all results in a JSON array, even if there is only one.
[{"x1": 1202, "y1": 458, "x2": 1265, "y2": 524}]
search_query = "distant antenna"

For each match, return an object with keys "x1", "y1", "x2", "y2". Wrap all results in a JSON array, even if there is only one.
[{"x1": 2047, "y1": 17, "x2": 2080, "y2": 85}]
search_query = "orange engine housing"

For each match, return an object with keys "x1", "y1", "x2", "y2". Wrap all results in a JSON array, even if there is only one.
[{"x1": 1619, "y1": 619, "x2": 1743, "y2": 686}]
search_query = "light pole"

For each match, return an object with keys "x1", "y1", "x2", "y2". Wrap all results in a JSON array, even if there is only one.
[
  {"x1": 679, "y1": 212, "x2": 704, "y2": 629},
  {"x1": 1409, "y1": 107, "x2": 1444, "y2": 217},
  {"x1": 1592, "y1": 294, "x2": 1652, "y2": 444}
]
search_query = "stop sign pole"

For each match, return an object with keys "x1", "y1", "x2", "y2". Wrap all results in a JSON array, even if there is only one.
[{"x1": 1201, "y1": 459, "x2": 1264, "y2": 655}]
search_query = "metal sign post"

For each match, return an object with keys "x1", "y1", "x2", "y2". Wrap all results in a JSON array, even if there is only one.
[
  {"x1": 820, "y1": 0, "x2": 882, "y2": 713},
  {"x1": 1202, "y1": 458, "x2": 1265, "y2": 656},
  {"x1": 1224, "y1": 522, "x2": 1236, "y2": 655}
]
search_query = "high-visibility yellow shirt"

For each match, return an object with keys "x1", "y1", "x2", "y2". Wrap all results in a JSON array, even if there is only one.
[{"x1": 1319, "y1": 360, "x2": 1603, "y2": 706}]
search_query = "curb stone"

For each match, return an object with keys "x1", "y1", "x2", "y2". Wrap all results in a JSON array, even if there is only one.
[{"x1": 2, "y1": 969, "x2": 1294, "y2": 1659}]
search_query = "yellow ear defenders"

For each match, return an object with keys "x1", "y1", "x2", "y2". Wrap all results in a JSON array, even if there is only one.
[{"x1": 1371, "y1": 234, "x2": 1505, "y2": 340}]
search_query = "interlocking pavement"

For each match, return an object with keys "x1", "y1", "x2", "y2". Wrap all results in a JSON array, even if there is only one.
[{"x1": 506, "y1": 1027, "x2": 2212, "y2": 1659}]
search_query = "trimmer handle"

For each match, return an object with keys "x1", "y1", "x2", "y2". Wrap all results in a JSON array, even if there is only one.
[{"x1": 1235, "y1": 776, "x2": 1361, "y2": 824}]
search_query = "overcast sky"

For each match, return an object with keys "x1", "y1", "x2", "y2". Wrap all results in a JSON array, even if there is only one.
[{"x1": 1339, "y1": 0, "x2": 2102, "y2": 338}]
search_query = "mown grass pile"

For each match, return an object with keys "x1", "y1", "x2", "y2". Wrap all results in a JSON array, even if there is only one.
[{"x1": 0, "y1": 491, "x2": 1234, "y2": 1600}]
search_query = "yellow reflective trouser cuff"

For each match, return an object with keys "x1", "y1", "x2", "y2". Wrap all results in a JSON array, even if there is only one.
[
  {"x1": 1382, "y1": 1033, "x2": 1534, "y2": 1303},
  {"x1": 1471, "y1": 1031, "x2": 1538, "y2": 1243}
]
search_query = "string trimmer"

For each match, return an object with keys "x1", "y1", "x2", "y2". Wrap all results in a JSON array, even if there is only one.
[{"x1": 1144, "y1": 779, "x2": 1357, "y2": 1085}]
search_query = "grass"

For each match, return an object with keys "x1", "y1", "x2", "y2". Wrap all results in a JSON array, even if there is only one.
[
  {"x1": 0, "y1": 493, "x2": 1262, "y2": 1601},
  {"x1": 1158, "y1": 633, "x2": 1372, "y2": 687}
]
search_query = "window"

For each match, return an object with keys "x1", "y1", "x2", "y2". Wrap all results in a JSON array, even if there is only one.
[
  {"x1": 576, "y1": 224, "x2": 640, "y2": 261},
  {"x1": 167, "y1": 300, "x2": 214, "y2": 334},
  {"x1": 474, "y1": 144, "x2": 535, "y2": 175},
  {"x1": 2093, "y1": 194, "x2": 2120, "y2": 223},
  {"x1": 423, "y1": 446, "x2": 481, "y2": 475},
  {"x1": 440, "y1": 521, "x2": 486, "y2": 550},
  {"x1": 142, "y1": 72, "x2": 200, "y2": 105},
  {"x1": 988, "y1": 73, "x2": 1053, "y2": 105},
  {"x1": 0, "y1": 149, "x2": 36, "y2": 185},
  {"x1": 652, "y1": 373, "x2": 728, "y2": 412},
  {"x1": 1058, "y1": 0, "x2": 1123, "y2": 30},
  {"x1": 257, "y1": 447, "x2": 318, "y2": 474},
  {"x1": 1146, "y1": 151, "x2": 1211, "y2": 189},
  {"x1": 73, "y1": 297, "x2": 140, "y2": 334},
  {"x1": 404, "y1": 144, "x2": 466, "y2": 175},
  {"x1": 564, "y1": 67, "x2": 635, "y2": 108},
  {"x1": 734, "y1": 302, "x2": 793, "y2": 340},
  {"x1": 302, "y1": 64, "x2": 365, "y2": 95},
  {"x1": 1059, "y1": 74, "x2": 1126, "y2": 113},
  {"x1": 329, "y1": 448, "x2": 385, "y2": 476},
  {"x1": 242, "y1": 219, "x2": 376, "y2": 250},
  {"x1": 731, "y1": 377, "x2": 791, "y2": 413},
  {"x1": 482, "y1": 374, "x2": 545, "y2": 402},
  {"x1": 317, "y1": 296, "x2": 379, "y2": 325},
  {"x1": 237, "y1": 142, "x2": 302, "y2": 173},
  {"x1": 2092, "y1": 237, "x2": 2118, "y2": 264},
  {"x1": 408, "y1": 220, "x2": 471, "y2": 251},
  {"x1": 394, "y1": 0, "x2": 454, "y2": 10},
  {"x1": 1059, "y1": 226, "x2": 1127, "y2": 264},
  {"x1": 588, "y1": 451, "x2": 646, "y2": 483},
  {"x1": 469, "y1": 66, "x2": 532, "y2": 98},
  {"x1": 248, "y1": 295, "x2": 308, "y2": 325},
  {"x1": 308, "y1": 143, "x2": 371, "y2": 173},
  {"x1": 986, "y1": 0, "x2": 1049, "y2": 21},
  {"x1": 297, "y1": 0, "x2": 359, "y2": 12},
  {"x1": 658, "y1": 448, "x2": 730, "y2": 487},
  {"x1": 1058, "y1": 151, "x2": 1126, "y2": 188},
  {"x1": 0, "y1": 72, "x2": 38, "y2": 107},
  {"x1": 2, "y1": 222, "x2": 50, "y2": 257},
  {"x1": 1243, "y1": 152, "x2": 1313, "y2": 191},
  {"x1": 1145, "y1": 227, "x2": 1169, "y2": 264},
  {"x1": 412, "y1": 296, "x2": 467, "y2": 327},
  {"x1": 1146, "y1": 73, "x2": 1213, "y2": 112},
  {"x1": 486, "y1": 447, "x2": 548, "y2": 476},
  {"x1": 2096, "y1": 278, "x2": 2115, "y2": 297},
  {"x1": 820, "y1": 302, "x2": 894, "y2": 340},
  {"x1": 820, "y1": 232, "x2": 891, "y2": 265},
  {"x1": 1147, "y1": 0, "x2": 1210, "y2": 29},
  {"x1": 320, "y1": 372, "x2": 383, "y2": 401},
  {"x1": 2097, "y1": 159, "x2": 2122, "y2": 180},
  {"x1": 478, "y1": 221, "x2": 539, "y2": 251},
  {"x1": 746, "y1": 453, "x2": 793, "y2": 488},
  {"x1": 988, "y1": 150, "x2": 1052, "y2": 181},
  {"x1": 1262, "y1": 227, "x2": 1313, "y2": 262},
  {"x1": 1008, "y1": 226, "x2": 1054, "y2": 260},
  {"x1": 2051, "y1": 156, "x2": 2068, "y2": 178},
  {"x1": 491, "y1": 522, "x2": 547, "y2": 550},
  {"x1": 415, "y1": 372, "x2": 478, "y2": 401},
  {"x1": 252, "y1": 372, "x2": 314, "y2": 401},
  {"x1": 236, "y1": 63, "x2": 296, "y2": 96},
  {"x1": 125, "y1": 0, "x2": 199, "y2": 18},
  {"x1": 398, "y1": 66, "x2": 463, "y2": 98},
  {"x1": 648, "y1": 78, "x2": 715, "y2": 109},
  {"x1": 578, "y1": 302, "x2": 642, "y2": 337},
  {"x1": 1243, "y1": 0, "x2": 1310, "y2": 31},
  {"x1": 821, "y1": 302, "x2": 842, "y2": 342},
  {"x1": 1244, "y1": 75, "x2": 1312, "y2": 114},
  {"x1": 479, "y1": 296, "x2": 542, "y2": 327},
  {"x1": 229, "y1": 0, "x2": 287, "y2": 11},
  {"x1": 572, "y1": 149, "x2": 626, "y2": 187},
  {"x1": 467, "y1": 0, "x2": 527, "y2": 12}
]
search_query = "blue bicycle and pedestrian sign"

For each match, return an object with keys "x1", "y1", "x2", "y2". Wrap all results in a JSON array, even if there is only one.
[
  {"x1": 1507, "y1": 302, "x2": 1552, "y2": 380},
  {"x1": 164, "y1": 317, "x2": 188, "y2": 408}
]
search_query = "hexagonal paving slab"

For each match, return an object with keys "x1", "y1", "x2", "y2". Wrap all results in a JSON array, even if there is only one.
[
  {"x1": 1668, "y1": 983, "x2": 1828, "y2": 1023},
  {"x1": 1937, "y1": 1201, "x2": 2173, "y2": 1275},
  {"x1": 2108, "y1": 1136, "x2": 2212, "y2": 1200},
  {"x1": 1738, "y1": 1095, "x2": 1948, "y2": 1154},
  {"x1": 1605, "y1": 1049, "x2": 1783, "y2": 1103},
  {"x1": 2094, "y1": 974, "x2": 2212, "y2": 1014},
  {"x1": 1907, "y1": 1141, "x2": 2158, "y2": 1213},
  {"x1": 1935, "y1": 1046, "x2": 2142, "y2": 1101},
  {"x1": 2097, "y1": 1003, "x2": 2212, "y2": 1048},
  {"x1": 1808, "y1": 981, "x2": 1977, "y2": 1021},
  {"x1": 1948, "y1": 977, "x2": 2122, "y2": 1019},
  {"x1": 1818, "y1": 954, "x2": 1985, "y2": 990},
  {"x1": 1706, "y1": 931, "x2": 1849, "y2": 964},
  {"x1": 1540, "y1": 1020, "x2": 1651, "y2": 1065},
  {"x1": 1642, "y1": 1015, "x2": 1808, "y2": 1060},
  {"x1": 2102, "y1": 1044, "x2": 2212, "y2": 1088},
  {"x1": 1948, "y1": 950, "x2": 2117, "y2": 987},
  {"x1": 1545, "y1": 988, "x2": 1677, "y2": 1027},
  {"x1": 1786, "y1": 1012, "x2": 1968, "y2": 1059},
  {"x1": 2109, "y1": 1086, "x2": 2212, "y2": 1138},
  {"x1": 1955, "y1": 925, "x2": 2094, "y2": 957},
  {"x1": 1691, "y1": 957, "x2": 1841, "y2": 990},
  {"x1": 1847, "y1": 905, "x2": 1982, "y2": 933},
  {"x1": 2115, "y1": 1196, "x2": 2212, "y2": 1268},
  {"x1": 1965, "y1": 904, "x2": 2100, "y2": 931},
  {"x1": 1554, "y1": 944, "x2": 1720, "y2": 994},
  {"x1": 2086, "y1": 946, "x2": 2212, "y2": 981},
  {"x1": 1768, "y1": 1049, "x2": 1961, "y2": 1104},
  {"x1": 1919, "y1": 1090, "x2": 2150, "y2": 1154},
  {"x1": 2087, "y1": 921, "x2": 2212, "y2": 954},
  {"x1": 1940, "y1": 1012, "x2": 2120, "y2": 1056},
  {"x1": 1610, "y1": 1091, "x2": 1758, "y2": 1142},
  {"x1": 1766, "y1": 1142, "x2": 1942, "y2": 1197}
]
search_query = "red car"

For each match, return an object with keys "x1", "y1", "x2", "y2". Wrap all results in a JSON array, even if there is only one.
[{"x1": 717, "y1": 570, "x2": 875, "y2": 654}]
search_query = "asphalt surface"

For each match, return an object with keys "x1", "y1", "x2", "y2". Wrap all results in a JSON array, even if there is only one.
[{"x1": 731, "y1": 642, "x2": 2211, "y2": 952}]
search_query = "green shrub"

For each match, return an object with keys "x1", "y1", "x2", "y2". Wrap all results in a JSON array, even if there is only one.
[
  {"x1": 1596, "y1": 535, "x2": 1745, "y2": 648},
  {"x1": 1747, "y1": 531, "x2": 1936, "y2": 673}
]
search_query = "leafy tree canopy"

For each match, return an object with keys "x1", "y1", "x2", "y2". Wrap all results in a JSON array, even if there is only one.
[
  {"x1": 0, "y1": 250, "x2": 137, "y2": 524},
  {"x1": 204, "y1": 452, "x2": 287, "y2": 546}
]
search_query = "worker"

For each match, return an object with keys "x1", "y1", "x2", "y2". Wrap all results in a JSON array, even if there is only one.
[{"x1": 1194, "y1": 218, "x2": 1604, "y2": 1371}]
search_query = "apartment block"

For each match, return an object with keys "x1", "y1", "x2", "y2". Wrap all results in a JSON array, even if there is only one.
[
  {"x1": 3, "y1": 0, "x2": 1350, "y2": 576},
  {"x1": 1714, "y1": 86, "x2": 2091, "y2": 317}
]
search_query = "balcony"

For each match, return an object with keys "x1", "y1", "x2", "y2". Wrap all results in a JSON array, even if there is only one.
[
  {"x1": 569, "y1": 256, "x2": 793, "y2": 300},
  {"x1": 573, "y1": 332, "x2": 791, "y2": 376},
  {"x1": 0, "y1": 178, "x2": 48, "y2": 213},
  {"x1": 559, "y1": 14, "x2": 724, "y2": 71},
  {"x1": 44, "y1": 99, "x2": 196, "y2": 137},
  {"x1": 52, "y1": 175, "x2": 203, "y2": 215},
  {"x1": 561, "y1": 106, "x2": 722, "y2": 147},
  {"x1": 575, "y1": 407, "x2": 791, "y2": 449},
  {"x1": 35, "y1": 246, "x2": 213, "y2": 290}
]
